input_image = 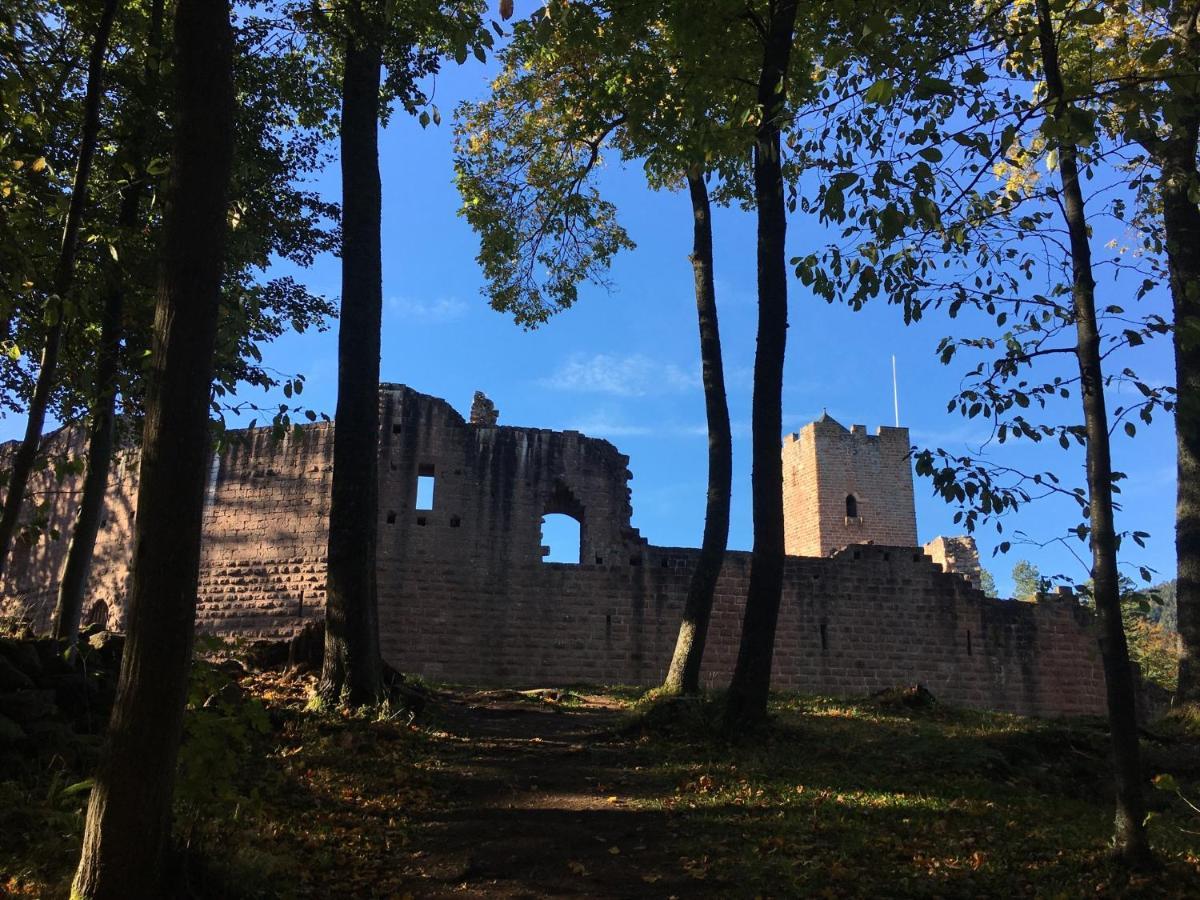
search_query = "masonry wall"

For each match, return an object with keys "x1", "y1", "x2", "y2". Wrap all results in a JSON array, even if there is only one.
[
  {"x1": 386, "y1": 543, "x2": 1105, "y2": 717},
  {"x1": 783, "y1": 418, "x2": 919, "y2": 557},
  {"x1": 0, "y1": 386, "x2": 1107, "y2": 717},
  {"x1": 0, "y1": 427, "x2": 139, "y2": 631}
]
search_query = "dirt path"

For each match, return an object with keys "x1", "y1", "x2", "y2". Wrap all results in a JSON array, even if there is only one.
[{"x1": 394, "y1": 690, "x2": 709, "y2": 899}]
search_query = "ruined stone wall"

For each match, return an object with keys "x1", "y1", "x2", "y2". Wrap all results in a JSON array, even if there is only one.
[
  {"x1": 0, "y1": 427, "x2": 139, "y2": 631},
  {"x1": 0, "y1": 423, "x2": 331, "y2": 638},
  {"x1": 194, "y1": 425, "x2": 333, "y2": 638},
  {"x1": 924, "y1": 535, "x2": 985, "y2": 592},
  {"x1": 783, "y1": 417, "x2": 918, "y2": 557},
  {"x1": 0, "y1": 386, "x2": 1108, "y2": 717},
  {"x1": 385, "y1": 544, "x2": 1104, "y2": 717}
]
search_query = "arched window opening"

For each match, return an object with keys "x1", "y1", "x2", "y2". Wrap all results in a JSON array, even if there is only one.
[
  {"x1": 540, "y1": 513, "x2": 582, "y2": 564},
  {"x1": 845, "y1": 494, "x2": 859, "y2": 519},
  {"x1": 85, "y1": 600, "x2": 110, "y2": 631}
]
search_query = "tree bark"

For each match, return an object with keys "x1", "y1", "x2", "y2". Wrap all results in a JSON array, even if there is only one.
[
  {"x1": 662, "y1": 170, "x2": 732, "y2": 696},
  {"x1": 70, "y1": 0, "x2": 234, "y2": 895},
  {"x1": 1035, "y1": 0, "x2": 1151, "y2": 865},
  {"x1": 0, "y1": 0, "x2": 118, "y2": 577},
  {"x1": 318, "y1": 21, "x2": 385, "y2": 708},
  {"x1": 1159, "y1": 0, "x2": 1200, "y2": 705},
  {"x1": 52, "y1": 0, "x2": 165, "y2": 644},
  {"x1": 724, "y1": 0, "x2": 800, "y2": 730}
]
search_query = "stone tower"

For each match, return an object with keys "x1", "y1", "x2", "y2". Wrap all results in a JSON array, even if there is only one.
[{"x1": 782, "y1": 412, "x2": 918, "y2": 557}]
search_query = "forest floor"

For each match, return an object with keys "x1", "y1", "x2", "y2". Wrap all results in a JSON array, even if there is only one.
[{"x1": 4, "y1": 667, "x2": 1200, "y2": 898}]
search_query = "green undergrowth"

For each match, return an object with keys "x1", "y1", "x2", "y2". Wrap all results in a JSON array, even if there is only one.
[
  {"x1": 618, "y1": 690, "x2": 1200, "y2": 896},
  {"x1": 5, "y1": 679, "x2": 1199, "y2": 897}
]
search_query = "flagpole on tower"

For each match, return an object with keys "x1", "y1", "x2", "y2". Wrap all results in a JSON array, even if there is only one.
[{"x1": 892, "y1": 355, "x2": 900, "y2": 427}]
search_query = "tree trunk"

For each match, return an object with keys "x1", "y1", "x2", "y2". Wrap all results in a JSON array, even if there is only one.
[
  {"x1": 70, "y1": 0, "x2": 234, "y2": 894},
  {"x1": 52, "y1": 0, "x2": 165, "y2": 644},
  {"x1": 662, "y1": 170, "x2": 732, "y2": 696},
  {"x1": 724, "y1": 0, "x2": 800, "y2": 730},
  {"x1": 1159, "y1": 1, "x2": 1200, "y2": 705},
  {"x1": 1165, "y1": 144, "x2": 1200, "y2": 704},
  {"x1": 318, "y1": 23, "x2": 385, "y2": 708},
  {"x1": 1035, "y1": 0, "x2": 1151, "y2": 865},
  {"x1": 0, "y1": 0, "x2": 118, "y2": 577}
]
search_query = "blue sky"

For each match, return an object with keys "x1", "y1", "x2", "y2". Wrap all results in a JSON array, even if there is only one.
[{"x1": 2, "y1": 44, "x2": 1177, "y2": 599}]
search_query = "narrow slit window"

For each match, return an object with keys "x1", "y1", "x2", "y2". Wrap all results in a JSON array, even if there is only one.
[
  {"x1": 845, "y1": 494, "x2": 858, "y2": 518},
  {"x1": 820, "y1": 623, "x2": 828, "y2": 651},
  {"x1": 415, "y1": 466, "x2": 435, "y2": 510}
]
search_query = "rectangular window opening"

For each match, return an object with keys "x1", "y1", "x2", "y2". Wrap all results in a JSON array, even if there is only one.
[
  {"x1": 415, "y1": 468, "x2": 435, "y2": 509},
  {"x1": 386, "y1": 511, "x2": 396, "y2": 524},
  {"x1": 966, "y1": 630, "x2": 973, "y2": 656},
  {"x1": 819, "y1": 623, "x2": 828, "y2": 651}
]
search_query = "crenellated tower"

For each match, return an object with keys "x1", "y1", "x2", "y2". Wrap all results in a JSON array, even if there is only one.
[{"x1": 782, "y1": 413, "x2": 918, "y2": 557}]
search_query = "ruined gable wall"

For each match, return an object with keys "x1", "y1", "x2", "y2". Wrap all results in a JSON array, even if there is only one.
[{"x1": 373, "y1": 386, "x2": 647, "y2": 668}]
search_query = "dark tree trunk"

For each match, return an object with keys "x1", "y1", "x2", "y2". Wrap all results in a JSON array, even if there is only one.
[
  {"x1": 724, "y1": 0, "x2": 800, "y2": 730},
  {"x1": 318, "y1": 24, "x2": 385, "y2": 708},
  {"x1": 1035, "y1": 0, "x2": 1151, "y2": 865},
  {"x1": 1158, "y1": 1, "x2": 1200, "y2": 705},
  {"x1": 662, "y1": 170, "x2": 732, "y2": 696},
  {"x1": 70, "y1": 0, "x2": 234, "y2": 894},
  {"x1": 52, "y1": 0, "x2": 165, "y2": 644},
  {"x1": 0, "y1": 0, "x2": 118, "y2": 577}
]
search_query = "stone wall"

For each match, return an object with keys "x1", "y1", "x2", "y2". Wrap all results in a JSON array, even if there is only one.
[
  {"x1": 782, "y1": 415, "x2": 918, "y2": 557},
  {"x1": 0, "y1": 386, "x2": 1108, "y2": 717},
  {"x1": 924, "y1": 535, "x2": 985, "y2": 591}
]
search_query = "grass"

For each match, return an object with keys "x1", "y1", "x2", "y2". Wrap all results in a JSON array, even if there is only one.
[
  {"x1": 617, "y1": 692, "x2": 1200, "y2": 896},
  {"x1": 3, "y1": 675, "x2": 1199, "y2": 898}
]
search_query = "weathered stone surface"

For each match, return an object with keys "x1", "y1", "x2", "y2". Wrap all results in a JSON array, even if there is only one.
[{"x1": 0, "y1": 385, "x2": 1111, "y2": 718}]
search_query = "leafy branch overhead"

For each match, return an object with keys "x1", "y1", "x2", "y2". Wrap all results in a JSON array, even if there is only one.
[{"x1": 453, "y1": 0, "x2": 813, "y2": 328}]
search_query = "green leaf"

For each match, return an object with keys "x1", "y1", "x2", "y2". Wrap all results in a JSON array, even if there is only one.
[{"x1": 864, "y1": 78, "x2": 894, "y2": 105}]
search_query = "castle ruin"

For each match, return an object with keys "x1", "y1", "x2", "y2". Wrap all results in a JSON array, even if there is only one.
[{"x1": 0, "y1": 384, "x2": 1106, "y2": 716}]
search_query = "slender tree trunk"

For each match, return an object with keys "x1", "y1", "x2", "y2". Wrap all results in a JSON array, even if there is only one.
[
  {"x1": 662, "y1": 171, "x2": 732, "y2": 696},
  {"x1": 318, "y1": 22, "x2": 385, "y2": 707},
  {"x1": 0, "y1": 0, "x2": 118, "y2": 577},
  {"x1": 1160, "y1": 1, "x2": 1200, "y2": 705},
  {"x1": 1035, "y1": 0, "x2": 1151, "y2": 865},
  {"x1": 1166, "y1": 147, "x2": 1200, "y2": 703},
  {"x1": 70, "y1": 0, "x2": 234, "y2": 894},
  {"x1": 52, "y1": 0, "x2": 165, "y2": 643},
  {"x1": 724, "y1": 0, "x2": 800, "y2": 730}
]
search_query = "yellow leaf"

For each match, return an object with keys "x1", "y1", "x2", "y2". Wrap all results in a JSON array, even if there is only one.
[
  {"x1": 30, "y1": 157, "x2": 47, "y2": 173},
  {"x1": 567, "y1": 860, "x2": 588, "y2": 876},
  {"x1": 608, "y1": 845, "x2": 621, "y2": 855}
]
